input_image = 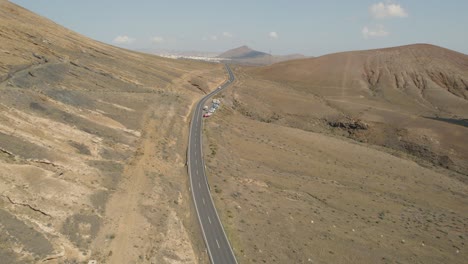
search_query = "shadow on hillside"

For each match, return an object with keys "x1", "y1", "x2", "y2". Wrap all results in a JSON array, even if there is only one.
[{"x1": 425, "y1": 117, "x2": 468, "y2": 128}]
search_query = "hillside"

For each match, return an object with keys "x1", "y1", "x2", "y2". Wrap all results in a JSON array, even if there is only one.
[
  {"x1": 218, "y1": 45, "x2": 306, "y2": 65},
  {"x1": 201, "y1": 44, "x2": 468, "y2": 263},
  {"x1": 218, "y1": 45, "x2": 269, "y2": 59},
  {"x1": 0, "y1": 1, "x2": 225, "y2": 263},
  {"x1": 248, "y1": 44, "x2": 468, "y2": 174},
  {"x1": 254, "y1": 44, "x2": 468, "y2": 114}
]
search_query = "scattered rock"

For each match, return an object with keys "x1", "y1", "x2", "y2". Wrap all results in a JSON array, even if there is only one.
[{"x1": 328, "y1": 118, "x2": 368, "y2": 130}]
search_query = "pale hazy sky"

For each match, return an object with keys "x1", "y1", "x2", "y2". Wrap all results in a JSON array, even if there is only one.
[{"x1": 11, "y1": 0, "x2": 468, "y2": 56}]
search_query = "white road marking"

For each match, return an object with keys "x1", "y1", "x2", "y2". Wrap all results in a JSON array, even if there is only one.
[{"x1": 187, "y1": 66, "x2": 237, "y2": 262}]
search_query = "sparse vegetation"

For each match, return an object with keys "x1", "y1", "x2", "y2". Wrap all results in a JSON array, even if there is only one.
[
  {"x1": 378, "y1": 211, "x2": 386, "y2": 220},
  {"x1": 210, "y1": 143, "x2": 217, "y2": 157}
]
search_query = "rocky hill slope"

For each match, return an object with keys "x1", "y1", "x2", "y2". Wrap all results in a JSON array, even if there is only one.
[{"x1": 0, "y1": 1, "x2": 224, "y2": 263}]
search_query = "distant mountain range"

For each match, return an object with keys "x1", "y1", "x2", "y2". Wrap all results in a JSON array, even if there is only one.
[
  {"x1": 218, "y1": 45, "x2": 269, "y2": 59},
  {"x1": 139, "y1": 46, "x2": 307, "y2": 65},
  {"x1": 218, "y1": 45, "x2": 307, "y2": 65}
]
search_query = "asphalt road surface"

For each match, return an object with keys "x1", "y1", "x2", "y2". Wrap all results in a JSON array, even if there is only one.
[{"x1": 187, "y1": 64, "x2": 238, "y2": 264}]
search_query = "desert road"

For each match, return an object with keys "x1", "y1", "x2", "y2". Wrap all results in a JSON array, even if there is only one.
[{"x1": 187, "y1": 64, "x2": 237, "y2": 264}]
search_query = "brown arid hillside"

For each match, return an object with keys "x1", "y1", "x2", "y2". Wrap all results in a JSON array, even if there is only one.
[
  {"x1": 254, "y1": 44, "x2": 468, "y2": 115},
  {"x1": 0, "y1": 1, "x2": 225, "y2": 263},
  {"x1": 250, "y1": 43, "x2": 468, "y2": 175},
  {"x1": 201, "y1": 44, "x2": 468, "y2": 263}
]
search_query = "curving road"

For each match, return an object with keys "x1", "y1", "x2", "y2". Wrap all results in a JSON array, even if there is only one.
[{"x1": 187, "y1": 64, "x2": 238, "y2": 264}]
